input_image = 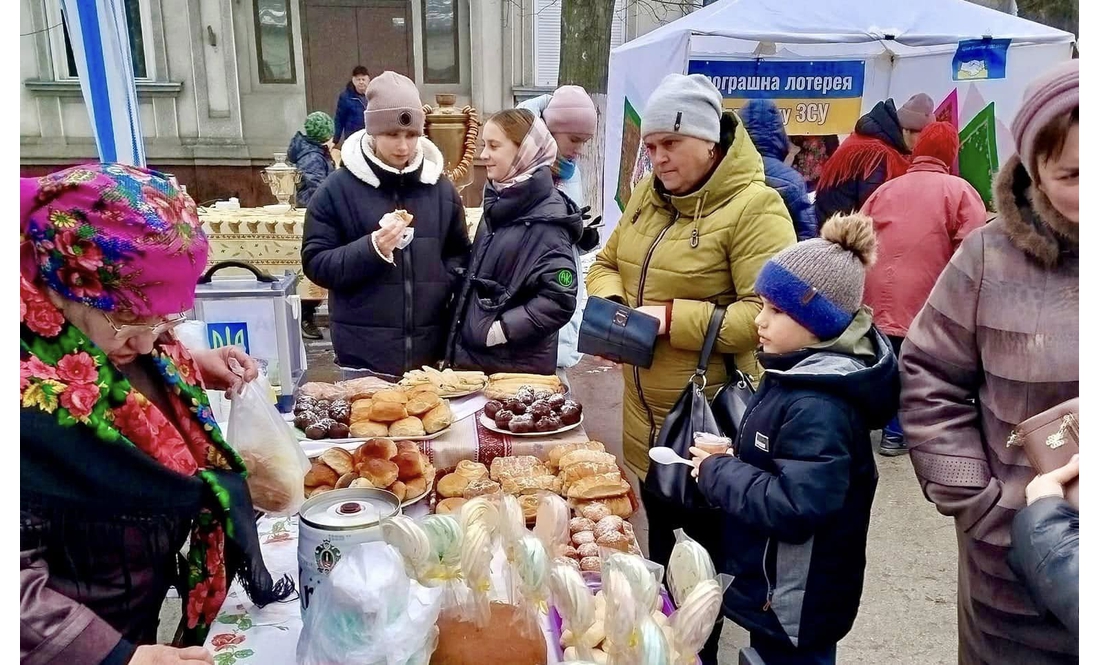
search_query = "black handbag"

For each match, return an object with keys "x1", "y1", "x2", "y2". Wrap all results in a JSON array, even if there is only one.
[
  {"x1": 577, "y1": 296, "x2": 660, "y2": 369},
  {"x1": 643, "y1": 306, "x2": 727, "y2": 510},
  {"x1": 712, "y1": 363, "x2": 756, "y2": 443}
]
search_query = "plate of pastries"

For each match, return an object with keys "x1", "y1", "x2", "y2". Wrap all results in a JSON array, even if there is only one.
[
  {"x1": 292, "y1": 383, "x2": 454, "y2": 448},
  {"x1": 303, "y1": 438, "x2": 436, "y2": 506},
  {"x1": 480, "y1": 386, "x2": 583, "y2": 436},
  {"x1": 431, "y1": 440, "x2": 635, "y2": 525},
  {"x1": 399, "y1": 367, "x2": 488, "y2": 399}
]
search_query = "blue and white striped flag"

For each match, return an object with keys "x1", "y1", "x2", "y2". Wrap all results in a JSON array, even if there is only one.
[{"x1": 59, "y1": 0, "x2": 146, "y2": 166}]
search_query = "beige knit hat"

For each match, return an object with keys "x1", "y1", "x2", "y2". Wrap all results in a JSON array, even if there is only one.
[{"x1": 364, "y1": 71, "x2": 425, "y2": 136}]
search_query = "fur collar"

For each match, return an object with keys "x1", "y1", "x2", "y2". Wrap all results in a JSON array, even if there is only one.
[
  {"x1": 341, "y1": 130, "x2": 445, "y2": 188},
  {"x1": 994, "y1": 154, "x2": 1078, "y2": 268}
]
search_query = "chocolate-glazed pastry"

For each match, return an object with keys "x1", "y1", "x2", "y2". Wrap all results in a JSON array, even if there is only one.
[
  {"x1": 533, "y1": 390, "x2": 554, "y2": 402},
  {"x1": 528, "y1": 400, "x2": 552, "y2": 420},
  {"x1": 503, "y1": 399, "x2": 527, "y2": 416},
  {"x1": 508, "y1": 414, "x2": 536, "y2": 434},
  {"x1": 304, "y1": 421, "x2": 329, "y2": 440},
  {"x1": 541, "y1": 414, "x2": 563, "y2": 431},
  {"x1": 547, "y1": 394, "x2": 566, "y2": 411},
  {"x1": 314, "y1": 399, "x2": 332, "y2": 412},
  {"x1": 294, "y1": 396, "x2": 317, "y2": 414},
  {"x1": 329, "y1": 401, "x2": 351, "y2": 425},
  {"x1": 294, "y1": 410, "x2": 319, "y2": 430},
  {"x1": 559, "y1": 404, "x2": 581, "y2": 425},
  {"x1": 494, "y1": 410, "x2": 516, "y2": 429},
  {"x1": 562, "y1": 400, "x2": 582, "y2": 414},
  {"x1": 327, "y1": 421, "x2": 351, "y2": 439},
  {"x1": 483, "y1": 399, "x2": 504, "y2": 419},
  {"x1": 535, "y1": 416, "x2": 558, "y2": 433},
  {"x1": 516, "y1": 387, "x2": 536, "y2": 405}
]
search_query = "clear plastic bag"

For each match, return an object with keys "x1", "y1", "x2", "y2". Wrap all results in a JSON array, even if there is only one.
[
  {"x1": 226, "y1": 362, "x2": 310, "y2": 514},
  {"x1": 297, "y1": 541, "x2": 443, "y2": 665},
  {"x1": 666, "y1": 529, "x2": 734, "y2": 664}
]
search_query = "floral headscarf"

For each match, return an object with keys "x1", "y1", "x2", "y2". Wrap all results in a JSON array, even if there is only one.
[{"x1": 20, "y1": 163, "x2": 208, "y2": 317}]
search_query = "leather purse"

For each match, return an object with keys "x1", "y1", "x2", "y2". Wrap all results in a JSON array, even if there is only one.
[
  {"x1": 643, "y1": 306, "x2": 726, "y2": 510},
  {"x1": 577, "y1": 296, "x2": 660, "y2": 369},
  {"x1": 712, "y1": 363, "x2": 756, "y2": 443},
  {"x1": 1009, "y1": 398, "x2": 1079, "y2": 509}
]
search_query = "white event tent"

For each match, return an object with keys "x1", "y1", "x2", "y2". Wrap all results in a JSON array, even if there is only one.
[{"x1": 601, "y1": 0, "x2": 1075, "y2": 235}]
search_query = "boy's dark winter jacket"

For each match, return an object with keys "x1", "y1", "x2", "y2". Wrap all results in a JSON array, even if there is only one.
[{"x1": 697, "y1": 309, "x2": 899, "y2": 649}]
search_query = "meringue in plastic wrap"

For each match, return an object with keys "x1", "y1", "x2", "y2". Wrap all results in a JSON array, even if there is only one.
[{"x1": 296, "y1": 541, "x2": 442, "y2": 665}]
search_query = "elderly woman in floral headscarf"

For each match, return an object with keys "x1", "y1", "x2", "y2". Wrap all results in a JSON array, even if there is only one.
[{"x1": 20, "y1": 164, "x2": 293, "y2": 665}]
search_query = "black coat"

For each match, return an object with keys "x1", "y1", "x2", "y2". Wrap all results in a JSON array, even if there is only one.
[
  {"x1": 446, "y1": 167, "x2": 582, "y2": 375},
  {"x1": 302, "y1": 132, "x2": 471, "y2": 377},
  {"x1": 697, "y1": 320, "x2": 899, "y2": 649},
  {"x1": 1009, "y1": 497, "x2": 1079, "y2": 637},
  {"x1": 814, "y1": 100, "x2": 910, "y2": 223}
]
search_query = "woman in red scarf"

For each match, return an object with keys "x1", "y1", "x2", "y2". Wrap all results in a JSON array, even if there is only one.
[{"x1": 20, "y1": 164, "x2": 293, "y2": 665}]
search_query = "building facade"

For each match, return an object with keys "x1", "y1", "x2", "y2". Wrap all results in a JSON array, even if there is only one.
[{"x1": 20, "y1": 0, "x2": 686, "y2": 206}]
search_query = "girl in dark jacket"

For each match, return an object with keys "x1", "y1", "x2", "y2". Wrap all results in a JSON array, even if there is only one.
[
  {"x1": 446, "y1": 109, "x2": 583, "y2": 375},
  {"x1": 302, "y1": 71, "x2": 471, "y2": 377}
]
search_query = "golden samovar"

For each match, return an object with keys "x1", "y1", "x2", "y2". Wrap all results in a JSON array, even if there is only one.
[{"x1": 422, "y1": 94, "x2": 480, "y2": 191}]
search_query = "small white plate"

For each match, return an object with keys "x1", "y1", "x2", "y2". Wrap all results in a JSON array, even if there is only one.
[{"x1": 479, "y1": 412, "x2": 583, "y2": 438}]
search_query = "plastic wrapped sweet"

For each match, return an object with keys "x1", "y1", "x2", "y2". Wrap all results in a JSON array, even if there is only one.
[
  {"x1": 601, "y1": 568, "x2": 639, "y2": 664},
  {"x1": 550, "y1": 563, "x2": 596, "y2": 660},
  {"x1": 636, "y1": 616, "x2": 672, "y2": 665},
  {"x1": 382, "y1": 515, "x2": 431, "y2": 582},
  {"x1": 499, "y1": 494, "x2": 527, "y2": 552},
  {"x1": 297, "y1": 541, "x2": 442, "y2": 665},
  {"x1": 669, "y1": 579, "x2": 723, "y2": 664},
  {"x1": 533, "y1": 492, "x2": 570, "y2": 555},
  {"x1": 666, "y1": 529, "x2": 717, "y2": 607},
  {"x1": 461, "y1": 523, "x2": 494, "y2": 625},
  {"x1": 460, "y1": 496, "x2": 501, "y2": 536},
  {"x1": 601, "y1": 553, "x2": 662, "y2": 614}
]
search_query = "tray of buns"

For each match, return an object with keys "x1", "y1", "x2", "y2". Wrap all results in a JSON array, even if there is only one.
[
  {"x1": 303, "y1": 439, "x2": 436, "y2": 507},
  {"x1": 292, "y1": 384, "x2": 454, "y2": 446}
]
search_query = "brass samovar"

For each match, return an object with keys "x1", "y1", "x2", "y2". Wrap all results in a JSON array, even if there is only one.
[{"x1": 422, "y1": 94, "x2": 479, "y2": 191}]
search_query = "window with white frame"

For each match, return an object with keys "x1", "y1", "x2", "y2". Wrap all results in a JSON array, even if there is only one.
[
  {"x1": 44, "y1": 0, "x2": 155, "y2": 80},
  {"x1": 533, "y1": 0, "x2": 627, "y2": 88}
]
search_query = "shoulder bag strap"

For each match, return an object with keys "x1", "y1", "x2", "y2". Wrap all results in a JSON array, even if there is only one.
[{"x1": 696, "y1": 306, "x2": 727, "y2": 377}]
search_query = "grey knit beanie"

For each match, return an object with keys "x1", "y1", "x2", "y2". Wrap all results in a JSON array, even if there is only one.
[
  {"x1": 641, "y1": 73, "x2": 723, "y2": 143},
  {"x1": 754, "y1": 213, "x2": 878, "y2": 340},
  {"x1": 364, "y1": 71, "x2": 425, "y2": 136}
]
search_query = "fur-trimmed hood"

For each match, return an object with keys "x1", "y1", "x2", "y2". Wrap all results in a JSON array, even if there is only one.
[
  {"x1": 341, "y1": 129, "x2": 445, "y2": 189},
  {"x1": 994, "y1": 154, "x2": 1078, "y2": 268}
]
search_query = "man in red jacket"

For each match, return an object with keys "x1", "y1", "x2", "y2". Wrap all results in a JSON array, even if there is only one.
[{"x1": 861, "y1": 121, "x2": 987, "y2": 455}]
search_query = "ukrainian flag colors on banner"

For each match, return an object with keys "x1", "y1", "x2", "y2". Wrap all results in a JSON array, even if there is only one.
[{"x1": 687, "y1": 59, "x2": 866, "y2": 136}]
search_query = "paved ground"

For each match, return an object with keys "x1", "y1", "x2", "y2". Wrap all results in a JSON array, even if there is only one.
[{"x1": 164, "y1": 335, "x2": 960, "y2": 663}]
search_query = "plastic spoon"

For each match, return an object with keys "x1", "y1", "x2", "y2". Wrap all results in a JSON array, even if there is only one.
[{"x1": 648, "y1": 447, "x2": 695, "y2": 467}]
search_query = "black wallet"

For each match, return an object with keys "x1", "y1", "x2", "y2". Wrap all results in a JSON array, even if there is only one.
[{"x1": 578, "y1": 296, "x2": 660, "y2": 369}]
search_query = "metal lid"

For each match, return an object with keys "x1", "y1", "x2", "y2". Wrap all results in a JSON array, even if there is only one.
[{"x1": 300, "y1": 488, "x2": 400, "y2": 531}]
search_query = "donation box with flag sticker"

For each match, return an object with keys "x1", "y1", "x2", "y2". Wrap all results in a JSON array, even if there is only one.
[
  {"x1": 688, "y1": 59, "x2": 867, "y2": 136},
  {"x1": 191, "y1": 261, "x2": 305, "y2": 411}
]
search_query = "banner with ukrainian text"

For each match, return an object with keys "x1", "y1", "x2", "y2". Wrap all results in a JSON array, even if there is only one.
[{"x1": 687, "y1": 59, "x2": 866, "y2": 136}]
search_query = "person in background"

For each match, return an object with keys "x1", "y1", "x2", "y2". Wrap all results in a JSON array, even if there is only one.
[
  {"x1": 20, "y1": 164, "x2": 290, "y2": 665},
  {"x1": 900, "y1": 60, "x2": 1078, "y2": 665},
  {"x1": 1009, "y1": 454, "x2": 1078, "y2": 639},
  {"x1": 692, "y1": 213, "x2": 898, "y2": 665},
  {"x1": 586, "y1": 73, "x2": 795, "y2": 664},
  {"x1": 288, "y1": 111, "x2": 337, "y2": 340},
  {"x1": 859, "y1": 121, "x2": 987, "y2": 455},
  {"x1": 814, "y1": 93, "x2": 934, "y2": 222},
  {"x1": 446, "y1": 109, "x2": 582, "y2": 375},
  {"x1": 333, "y1": 65, "x2": 370, "y2": 147},
  {"x1": 518, "y1": 85, "x2": 600, "y2": 373},
  {"x1": 303, "y1": 71, "x2": 471, "y2": 378},
  {"x1": 790, "y1": 134, "x2": 839, "y2": 192},
  {"x1": 740, "y1": 99, "x2": 818, "y2": 240}
]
